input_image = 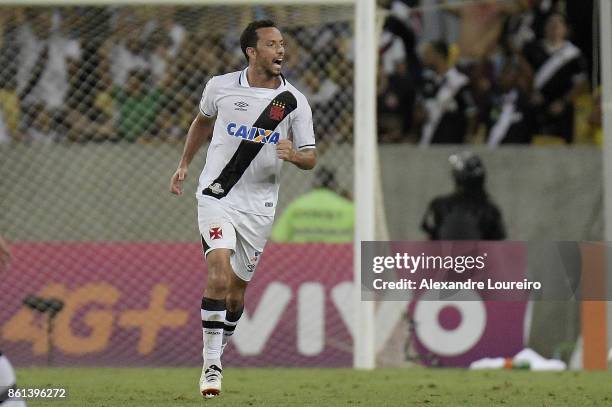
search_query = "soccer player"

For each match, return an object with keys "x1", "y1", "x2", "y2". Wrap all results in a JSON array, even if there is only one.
[
  {"x1": 0, "y1": 235, "x2": 27, "y2": 407},
  {"x1": 169, "y1": 20, "x2": 316, "y2": 398}
]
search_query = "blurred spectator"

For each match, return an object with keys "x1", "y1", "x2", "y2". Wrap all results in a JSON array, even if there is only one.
[
  {"x1": 164, "y1": 14, "x2": 187, "y2": 59},
  {"x1": 324, "y1": 34, "x2": 354, "y2": 144},
  {"x1": 65, "y1": 52, "x2": 115, "y2": 142},
  {"x1": 109, "y1": 10, "x2": 149, "y2": 87},
  {"x1": 142, "y1": 11, "x2": 188, "y2": 87},
  {"x1": 271, "y1": 167, "x2": 353, "y2": 243},
  {"x1": 300, "y1": 70, "x2": 340, "y2": 144},
  {"x1": 441, "y1": 1, "x2": 524, "y2": 137},
  {"x1": 24, "y1": 103, "x2": 59, "y2": 143},
  {"x1": 378, "y1": 61, "x2": 414, "y2": 142},
  {"x1": 565, "y1": 0, "x2": 594, "y2": 81},
  {"x1": 486, "y1": 60, "x2": 535, "y2": 146},
  {"x1": 170, "y1": 33, "x2": 226, "y2": 139},
  {"x1": 147, "y1": 29, "x2": 173, "y2": 86},
  {"x1": 166, "y1": 31, "x2": 222, "y2": 111},
  {"x1": 380, "y1": 2, "x2": 421, "y2": 80},
  {"x1": 150, "y1": 103, "x2": 184, "y2": 143},
  {"x1": 503, "y1": 0, "x2": 563, "y2": 52},
  {"x1": 145, "y1": 11, "x2": 186, "y2": 59},
  {"x1": 0, "y1": 9, "x2": 20, "y2": 63},
  {"x1": 301, "y1": 71, "x2": 340, "y2": 110},
  {"x1": 62, "y1": 7, "x2": 112, "y2": 141},
  {"x1": 522, "y1": 13, "x2": 588, "y2": 143},
  {"x1": 421, "y1": 151, "x2": 505, "y2": 240},
  {"x1": 113, "y1": 69, "x2": 165, "y2": 142},
  {"x1": 445, "y1": 0, "x2": 525, "y2": 64},
  {"x1": 278, "y1": 33, "x2": 305, "y2": 80},
  {"x1": 16, "y1": 9, "x2": 81, "y2": 129},
  {"x1": 418, "y1": 40, "x2": 477, "y2": 145},
  {"x1": 379, "y1": 5, "x2": 420, "y2": 142},
  {"x1": 0, "y1": 10, "x2": 21, "y2": 142},
  {"x1": 91, "y1": 67, "x2": 117, "y2": 142},
  {"x1": 293, "y1": 22, "x2": 350, "y2": 146},
  {"x1": 468, "y1": 60, "x2": 495, "y2": 136}
]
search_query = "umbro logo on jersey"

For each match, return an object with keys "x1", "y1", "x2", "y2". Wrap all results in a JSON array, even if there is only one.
[
  {"x1": 227, "y1": 123, "x2": 280, "y2": 144},
  {"x1": 234, "y1": 101, "x2": 249, "y2": 111}
]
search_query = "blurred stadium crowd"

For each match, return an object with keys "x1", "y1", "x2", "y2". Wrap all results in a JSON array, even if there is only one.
[
  {"x1": 379, "y1": 0, "x2": 602, "y2": 145},
  {"x1": 0, "y1": 6, "x2": 353, "y2": 146},
  {"x1": 0, "y1": 0, "x2": 602, "y2": 146}
]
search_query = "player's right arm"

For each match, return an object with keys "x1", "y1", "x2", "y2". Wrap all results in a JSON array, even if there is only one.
[
  {"x1": 170, "y1": 112, "x2": 215, "y2": 195},
  {"x1": 171, "y1": 76, "x2": 220, "y2": 195}
]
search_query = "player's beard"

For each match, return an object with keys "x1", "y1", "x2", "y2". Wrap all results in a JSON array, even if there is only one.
[
  {"x1": 264, "y1": 63, "x2": 281, "y2": 78},
  {"x1": 256, "y1": 58, "x2": 281, "y2": 79}
]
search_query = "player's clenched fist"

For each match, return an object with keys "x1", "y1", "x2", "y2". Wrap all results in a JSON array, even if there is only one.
[
  {"x1": 170, "y1": 166, "x2": 188, "y2": 195},
  {"x1": 276, "y1": 139, "x2": 295, "y2": 162}
]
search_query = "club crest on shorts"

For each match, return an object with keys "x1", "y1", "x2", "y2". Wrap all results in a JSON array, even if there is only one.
[
  {"x1": 209, "y1": 225, "x2": 223, "y2": 240},
  {"x1": 208, "y1": 182, "x2": 224, "y2": 195},
  {"x1": 269, "y1": 100, "x2": 285, "y2": 121}
]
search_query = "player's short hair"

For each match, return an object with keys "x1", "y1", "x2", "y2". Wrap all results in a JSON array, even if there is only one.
[{"x1": 240, "y1": 19, "x2": 277, "y2": 63}]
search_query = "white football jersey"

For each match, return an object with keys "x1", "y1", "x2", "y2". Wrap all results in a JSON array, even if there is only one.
[{"x1": 196, "y1": 68, "x2": 315, "y2": 216}]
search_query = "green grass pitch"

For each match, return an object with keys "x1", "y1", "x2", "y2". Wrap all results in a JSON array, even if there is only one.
[{"x1": 18, "y1": 367, "x2": 612, "y2": 406}]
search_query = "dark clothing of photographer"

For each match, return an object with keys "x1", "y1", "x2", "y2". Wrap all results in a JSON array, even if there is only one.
[{"x1": 421, "y1": 152, "x2": 506, "y2": 240}]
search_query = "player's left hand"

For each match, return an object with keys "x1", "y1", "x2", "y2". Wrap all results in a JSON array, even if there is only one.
[{"x1": 276, "y1": 139, "x2": 296, "y2": 162}]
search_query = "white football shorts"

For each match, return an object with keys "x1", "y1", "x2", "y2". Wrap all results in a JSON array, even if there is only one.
[{"x1": 197, "y1": 196, "x2": 274, "y2": 282}]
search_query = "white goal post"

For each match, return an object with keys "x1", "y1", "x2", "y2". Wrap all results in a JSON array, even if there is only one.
[
  {"x1": 599, "y1": 0, "x2": 612, "y2": 355},
  {"x1": 7, "y1": 0, "x2": 379, "y2": 369}
]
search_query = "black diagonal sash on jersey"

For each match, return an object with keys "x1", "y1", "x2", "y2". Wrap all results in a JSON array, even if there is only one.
[{"x1": 202, "y1": 90, "x2": 297, "y2": 199}]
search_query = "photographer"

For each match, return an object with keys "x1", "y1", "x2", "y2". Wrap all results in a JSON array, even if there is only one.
[{"x1": 421, "y1": 152, "x2": 506, "y2": 240}]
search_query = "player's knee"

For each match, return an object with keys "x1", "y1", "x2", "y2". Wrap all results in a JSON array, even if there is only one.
[
  {"x1": 225, "y1": 293, "x2": 244, "y2": 313},
  {"x1": 205, "y1": 261, "x2": 232, "y2": 297},
  {"x1": 206, "y1": 269, "x2": 231, "y2": 296}
]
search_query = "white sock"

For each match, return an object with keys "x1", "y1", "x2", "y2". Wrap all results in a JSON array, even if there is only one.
[{"x1": 201, "y1": 298, "x2": 226, "y2": 368}]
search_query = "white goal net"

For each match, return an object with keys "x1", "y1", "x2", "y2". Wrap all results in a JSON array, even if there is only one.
[{"x1": 0, "y1": 1, "x2": 379, "y2": 368}]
